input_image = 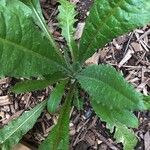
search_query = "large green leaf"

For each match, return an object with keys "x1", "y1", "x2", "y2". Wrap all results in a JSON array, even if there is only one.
[
  {"x1": 39, "y1": 86, "x2": 73, "y2": 150},
  {"x1": 0, "y1": 101, "x2": 46, "y2": 150},
  {"x1": 78, "y1": 0, "x2": 150, "y2": 63},
  {"x1": 47, "y1": 80, "x2": 67, "y2": 113},
  {"x1": 76, "y1": 65, "x2": 145, "y2": 111},
  {"x1": 76, "y1": 65, "x2": 142, "y2": 149},
  {"x1": 58, "y1": 0, "x2": 78, "y2": 62},
  {"x1": 0, "y1": 0, "x2": 68, "y2": 77}
]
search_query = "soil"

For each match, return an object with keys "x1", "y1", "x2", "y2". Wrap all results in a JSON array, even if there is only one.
[{"x1": 0, "y1": 0, "x2": 150, "y2": 150}]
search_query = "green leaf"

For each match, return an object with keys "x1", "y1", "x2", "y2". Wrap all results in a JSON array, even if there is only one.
[
  {"x1": 76, "y1": 65, "x2": 145, "y2": 111},
  {"x1": 47, "y1": 80, "x2": 67, "y2": 113},
  {"x1": 143, "y1": 95, "x2": 150, "y2": 101},
  {"x1": 78, "y1": 0, "x2": 150, "y2": 63},
  {"x1": 76, "y1": 65, "x2": 141, "y2": 149},
  {"x1": 0, "y1": 0, "x2": 68, "y2": 77},
  {"x1": 20, "y1": 0, "x2": 63, "y2": 59},
  {"x1": 91, "y1": 100, "x2": 138, "y2": 129},
  {"x1": 20, "y1": 0, "x2": 43, "y2": 20},
  {"x1": 92, "y1": 100, "x2": 138, "y2": 149},
  {"x1": 143, "y1": 95, "x2": 150, "y2": 109},
  {"x1": 76, "y1": 64, "x2": 143, "y2": 149},
  {"x1": 11, "y1": 80, "x2": 50, "y2": 94},
  {"x1": 114, "y1": 124, "x2": 137, "y2": 150},
  {"x1": 58, "y1": 0, "x2": 78, "y2": 62},
  {"x1": 11, "y1": 72, "x2": 67, "y2": 94},
  {"x1": 39, "y1": 86, "x2": 74, "y2": 150},
  {"x1": 0, "y1": 101, "x2": 46, "y2": 150}
]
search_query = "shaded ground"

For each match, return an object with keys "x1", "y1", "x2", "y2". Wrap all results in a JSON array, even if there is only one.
[{"x1": 0, "y1": 0, "x2": 150, "y2": 150}]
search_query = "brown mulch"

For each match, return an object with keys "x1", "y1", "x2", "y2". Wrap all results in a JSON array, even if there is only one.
[{"x1": 0, "y1": 0, "x2": 150, "y2": 150}]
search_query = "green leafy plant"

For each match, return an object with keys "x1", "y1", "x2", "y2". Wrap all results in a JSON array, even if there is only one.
[{"x1": 0, "y1": 0, "x2": 150, "y2": 149}]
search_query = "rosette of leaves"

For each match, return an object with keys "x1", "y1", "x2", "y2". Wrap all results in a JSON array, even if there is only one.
[{"x1": 0, "y1": 0, "x2": 150, "y2": 150}]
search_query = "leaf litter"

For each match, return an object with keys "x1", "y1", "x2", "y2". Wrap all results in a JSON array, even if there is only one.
[{"x1": 0, "y1": 0, "x2": 150, "y2": 150}]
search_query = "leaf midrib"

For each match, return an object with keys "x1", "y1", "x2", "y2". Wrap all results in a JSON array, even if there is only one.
[
  {"x1": 0, "y1": 36, "x2": 67, "y2": 71},
  {"x1": 0, "y1": 101, "x2": 46, "y2": 144},
  {"x1": 80, "y1": 0, "x2": 124, "y2": 61},
  {"x1": 30, "y1": 3, "x2": 59, "y2": 51},
  {"x1": 67, "y1": 18, "x2": 71, "y2": 48}
]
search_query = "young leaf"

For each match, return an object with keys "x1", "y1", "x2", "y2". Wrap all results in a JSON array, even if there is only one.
[
  {"x1": 58, "y1": 0, "x2": 78, "y2": 62},
  {"x1": 47, "y1": 80, "x2": 67, "y2": 113},
  {"x1": 76, "y1": 65, "x2": 145, "y2": 111},
  {"x1": 11, "y1": 80, "x2": 51, "y2": 94},
  {"x1": 0, "y1": 101, "x2": 46, "y2": 150},
  {"x1": 39, "y1": 86, "x2": 74, "y2": 150},
  {"x1": 78, "y1": 0, "x2": 150, "y2": 63},
  {"x1": 0, "y1": 0, "x2": 68, "y2": 77},
  {"x1": 114, "y1": 124, "x2": 137, "y2": 150}
]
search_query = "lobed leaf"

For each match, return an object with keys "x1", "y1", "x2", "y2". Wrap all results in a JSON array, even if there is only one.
[
  {"x1": 58, "y1": 0, "x2": 78, "y2": 62},
  {"x1": 47, "y1": 80, "x2": 67, "y2": 113},
  {"x1": 0, "y1": 0, "x2": 68, "y2": 77},
  {"x1": 91, "y1": 101, "x2": 138, "y2": 130},
  {"x1": 76, "y1": 64, "x2": 143, "y2": 149},
  {"x1": 78, "y1": 0, "x2": 150, "y2": 63},
  {"x1": 0, "y1": 101, "x2": 46, "y2": 150}
]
